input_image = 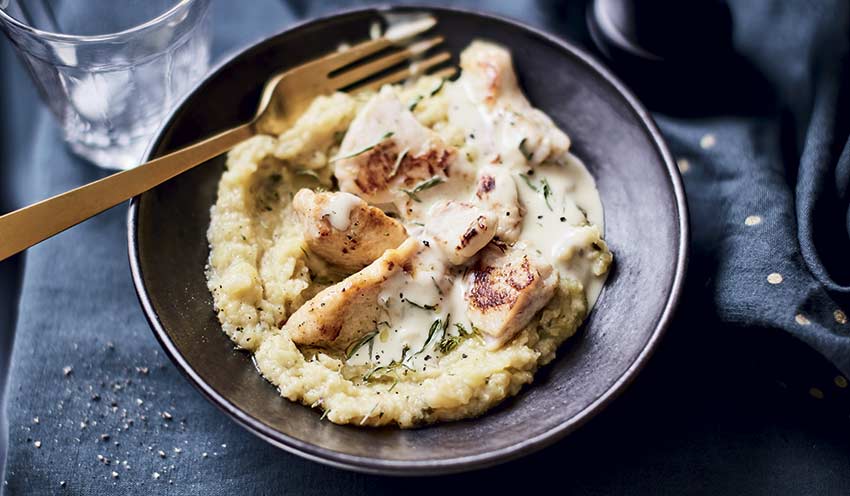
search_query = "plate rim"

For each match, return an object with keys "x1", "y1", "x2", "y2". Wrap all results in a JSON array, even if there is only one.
[{"x1": 127, "y1": 4, "x2": 690, "y2": 476}]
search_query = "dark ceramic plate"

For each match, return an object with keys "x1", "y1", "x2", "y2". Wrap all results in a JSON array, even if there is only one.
[{"x1": 128, "y1": 5, "x2": 688, "y2": 475}]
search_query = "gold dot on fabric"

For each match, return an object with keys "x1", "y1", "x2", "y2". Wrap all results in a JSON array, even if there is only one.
[
  {"x1": 745, "y1": 215, "x2": 762, "y2": 226},
  {"x1": 834, "y1": 376, "x2": 848, "y2": 389},
  {"x1": 795, "y1": 314, "x2": 810, "y2": 325},
  {"x1": 809, "y1": 387, "x2": 824, "y2": 399},
  {"x1": 700, "y1": 133, "x2": 717, "y2": 149},
  {"x1": 767, "y1": 273, "x2": 783, "y2": 284},
  {"x1": 835, "y1": 309, "x2": 847, "y2": 325},
  {"x1": 677, "y1": 158, "x2": 690, "y2": 173}
]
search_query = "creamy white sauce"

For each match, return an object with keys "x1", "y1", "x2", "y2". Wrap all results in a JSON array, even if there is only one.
[
  {"x1": 446, "y1": 59, "x2": 569, "y2": 170},
  {"x1": 385, "y1": 155, "x2": 475, "y2": 223},
  {"x1": 348, "y1": 237, "x2": 473, "y2": 369},
  {"x1": 512, "y1": 156, "x2": 607, "y2": 307},
  {"x1": 447, "y1": 68, "x2": 607, "y2": 307},
  {"x1": 350, "y1": 152, "x2": 607, "y2": 368},
  {"x1": 320, "y1": 192, "x2": 362, "y2": 231},
  {"x1": 345, "y1": 44, "x2": 608, "y2": 369}
]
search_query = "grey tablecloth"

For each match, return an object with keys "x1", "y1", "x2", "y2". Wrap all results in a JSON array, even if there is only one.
[{"x1": 2, "y1": 1, "x2": 850, "y2": 494}]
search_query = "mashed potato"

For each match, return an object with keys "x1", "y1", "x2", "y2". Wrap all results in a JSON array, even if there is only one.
[{"x1": 207, "y1": 44, "x2": 611, "y2": 427}]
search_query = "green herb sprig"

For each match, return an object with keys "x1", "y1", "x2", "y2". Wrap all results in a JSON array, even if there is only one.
[
  {"x1": 407, "y1": 95, "x2": 423, "y2": 111},
  {"x1": 330, "y1": 131, "x2": 394, "y2": 163},
  {"x1": 438, "y1": 322, "x2": 480, "y2": 354},
  {"x1": 518, "y1": 173, "x2": 538, "y2": 192},
  {"x1": 541, "y1": 178, "x2": 553, "y2": 211},
  {"x1": 419, "y1": 319, "x2": 443, "y2": 354},
  {"x1": 518, "y1": 173, "x2": 554, "y2": 211},
  {"x1": 417, "y1": 315, "x2": 451, "y2": 354},
  {"x1": 363, "y1": 345, "x2": 414, "y2": 387},
  {"x1": 403, "y1": 298, "x2": 437, "y2": 311},
  {"x1": 430, "y1": 276, "x2": 443, "y2": 295},
  {"x1": 345, "y1": 330, "x2": 378, "y2": 359},
  {"x1": 402, "y1": 176, "x2": 445, "y2": 202},
  {"x1": 408, "y1": 79, "x2": 446, "y2": 112}
]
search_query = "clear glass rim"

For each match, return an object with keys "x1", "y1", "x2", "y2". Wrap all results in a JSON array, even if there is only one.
[{"x1": 0, "y1": 0, "x2": 201, "y2": 43}]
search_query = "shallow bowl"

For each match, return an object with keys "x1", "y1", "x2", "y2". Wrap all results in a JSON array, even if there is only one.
[{"x1": 128, "y1": 5, "x2": 688, "y2": 475}]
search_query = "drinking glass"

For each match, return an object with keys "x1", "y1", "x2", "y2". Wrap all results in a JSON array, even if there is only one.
[{"x1": 0, "y1": 0, "x2": 212, "y2": 169}]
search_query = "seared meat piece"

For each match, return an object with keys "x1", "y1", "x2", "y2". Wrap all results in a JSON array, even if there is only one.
[
  {"x1": 425, "y1": 200, "x2": 498, "y2": 265},
  {"x1": 474, "y1": 165, "x2": 522, "y2": 243},
  {"x1": 333, "y1": 87, "x2": 454, "y2": 204},
  {"x1": 464, "y1": 243, "x2": 558, "y2": 349},
  {"x1": 286, "y1": 238, "x2": 420, "y2": 349},
  {"x1": 459, "y1": 41, "x2": 570, "y2": 165},
  {"x1": 293, "y1": 189, "x2": 407, "y2": 271}
]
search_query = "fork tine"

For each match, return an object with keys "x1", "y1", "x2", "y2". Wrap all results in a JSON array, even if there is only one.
[
  {"x1": 329, "y1": 36, "x2": 445, "y2": 88},
  {"x1": 428, "y1": 66, "x2": 458, "y2": 81},
  {"x1": 349, "y1": 55, "x2": 456, "y2": 94},
  {"x1": 316, "y1": 38, "x2": 394, "y2": 73}
]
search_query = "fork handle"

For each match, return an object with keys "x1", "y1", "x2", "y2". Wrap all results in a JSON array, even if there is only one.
[{"x1": 0, "y1": 123, "x2": 254, "y2": 262}]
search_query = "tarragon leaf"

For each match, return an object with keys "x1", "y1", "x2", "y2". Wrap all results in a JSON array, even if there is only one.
[
  {"x1": 518, "y1": 173, "x2": 539, "y2": 192},
  {"x1": 408, "y1": 95, "x2": 423, "y2": 111},
  {"x1": 541, "y1": 178, "x2": 553, "y2": 211},
  {"x1": 345, "y1": 330, "x2": 378, "y2": 359},
  {"x1": 402, "y1": 176, "x2": 445, "y2": 202},
  {"x1": 403, "y1": 298, "x2": 437, "y2": 311},
  {"x1": 329, "y1": 131, "x2": 394, "y2": 163},
  {"x1": 429, "y1": 79, "x2": 446, "y2": 96},
  {"x1": 418, "y1": 319, "x2": 442, "y2": 354}
]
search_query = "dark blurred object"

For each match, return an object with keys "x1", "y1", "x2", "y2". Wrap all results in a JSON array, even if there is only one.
[{"x1": 587, "y1": 0, "x2": 772, "y2": 115}]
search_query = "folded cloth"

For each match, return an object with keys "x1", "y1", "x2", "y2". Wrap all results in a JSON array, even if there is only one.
[
  {"x1": 1, "y1": 0, "x2": 848, "y2": 494},
  {"x1": 654, "y1": 0, "x2": 850, "y2": 374}
]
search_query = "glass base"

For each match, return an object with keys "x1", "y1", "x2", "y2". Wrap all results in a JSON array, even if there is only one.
[{"x1": 66, "y1": 132, "x2": 152, "y2": 170}]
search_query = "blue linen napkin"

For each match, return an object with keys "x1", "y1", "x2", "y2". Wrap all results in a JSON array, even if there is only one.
[{"x1": 1, "y1": 0, "x2": 849, "y2": 494}]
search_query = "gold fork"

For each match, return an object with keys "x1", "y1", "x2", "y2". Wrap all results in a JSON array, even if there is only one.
[{"x1": 0, "y1": 24, "x2": 455, "y2": 262}]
